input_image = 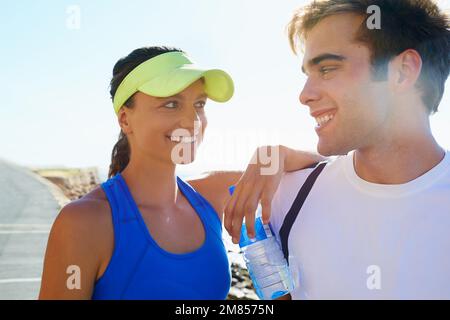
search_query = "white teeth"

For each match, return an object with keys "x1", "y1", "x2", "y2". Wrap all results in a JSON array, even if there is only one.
[
  {"x1": 315, "y1": 113, "x2": 334, "y2": 127},
  {"x1": 170, "y1": 136, "x2": 196, "y2": 143},
  {"x1": 182, "y1": 136, "x2": 195, "y2": 143}
]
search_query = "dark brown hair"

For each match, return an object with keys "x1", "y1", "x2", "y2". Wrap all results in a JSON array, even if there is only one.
[
  {"x1": 108, "y1": 46, "x2": 183, "y2": 178},
  {"x1": 287, "y1": 0, "x2": 450, "y2": 114}
]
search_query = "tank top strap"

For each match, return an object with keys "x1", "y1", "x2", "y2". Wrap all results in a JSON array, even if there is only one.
[
  {"x1": 176, "y1": 177, "x2": 223, "y2": 240},
  {"x1": 100, "y1": 174, "x2": 138, "y2": 240},
  {"x1": 103, "y1": 174, "x2": 141, "y2": 221}
]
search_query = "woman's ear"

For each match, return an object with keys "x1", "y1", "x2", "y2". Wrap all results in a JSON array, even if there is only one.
[{"x1": 118, "y1": 107, "x2": 132, "y2": 134}]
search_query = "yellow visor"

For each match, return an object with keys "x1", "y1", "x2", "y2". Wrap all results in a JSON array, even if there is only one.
[{"x1": 112, "y1": 51, "x2": 234, "y2": 114}]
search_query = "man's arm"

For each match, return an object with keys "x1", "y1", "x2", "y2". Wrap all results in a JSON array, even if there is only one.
[
  {"x1": 224, "y1": 145, "x2": 327, "y2": 243},
  {"x1": 188, "y1": 145, "x2": 327, "y2": 224},
  {"x1": 282, "y1": 146, "x2": 326, "y2": 172}
]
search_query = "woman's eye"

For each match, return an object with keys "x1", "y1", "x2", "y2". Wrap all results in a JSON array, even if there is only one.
[
  {"x1": 194, "y1": 101, "x2": 206, "y2": 108},
  {"x1": 164, "y1": 101, "x2": 178, "y2": 109}
]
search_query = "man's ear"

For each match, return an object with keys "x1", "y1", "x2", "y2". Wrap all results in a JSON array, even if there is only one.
[
  {"x1": 388, "y1": 49, "x2": 422, "y2": 92},
  {"x1": 117, "y1": 107, "x2": 132, "y2": 134}
]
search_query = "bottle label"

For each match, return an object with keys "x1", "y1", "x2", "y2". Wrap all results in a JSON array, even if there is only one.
[{"x1": 239, "y1": 217, "x2": 275, "y2": 248}]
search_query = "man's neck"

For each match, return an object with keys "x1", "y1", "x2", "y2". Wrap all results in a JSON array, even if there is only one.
[{"x1": 353, "y1": 134, "x2": 445, "y2": 185}]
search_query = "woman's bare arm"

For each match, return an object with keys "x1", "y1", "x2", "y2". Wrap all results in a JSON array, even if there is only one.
[{"x1": 39, "y1": 199, "x2": 110, "y2": 299}]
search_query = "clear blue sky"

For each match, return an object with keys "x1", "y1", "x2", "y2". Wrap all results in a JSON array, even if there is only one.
[{"x1": 1, "y1": 0, "x2": 449, "y2": 180}]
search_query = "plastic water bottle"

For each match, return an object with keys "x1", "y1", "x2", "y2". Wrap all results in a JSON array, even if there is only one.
[{"x1": 229, "y1": 186, "x2": 295, "y2": 300}]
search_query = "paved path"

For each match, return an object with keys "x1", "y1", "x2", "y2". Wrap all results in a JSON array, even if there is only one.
[{"x1": 0, "y1": 159, "x2": 62, "y2": 299}]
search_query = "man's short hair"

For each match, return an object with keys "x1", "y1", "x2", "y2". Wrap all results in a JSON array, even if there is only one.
[{"x1": 288, "y1": 0, "x2": 450, "y2": 114}]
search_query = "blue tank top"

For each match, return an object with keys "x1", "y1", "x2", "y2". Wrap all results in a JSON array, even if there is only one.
[{"x1": 91, "y1": 173, "x2": 231, "y2": 300}]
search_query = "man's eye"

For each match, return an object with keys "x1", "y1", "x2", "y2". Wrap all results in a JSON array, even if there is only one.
[
  {"x1": 164, "y1": 101, "x2": 178, "y2": 108},
  {"x1": 319, "y1": 66, "x2": 337, "y2": 76}
]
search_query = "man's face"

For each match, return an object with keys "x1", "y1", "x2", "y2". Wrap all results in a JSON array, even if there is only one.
[{"x1": 300, "y1": 13, "x2": 393, "y2": 156}]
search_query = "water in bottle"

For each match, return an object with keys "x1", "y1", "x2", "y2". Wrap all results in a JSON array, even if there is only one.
[{"x1": 228, "y1": 185, "x2": 295, "y2": 300}]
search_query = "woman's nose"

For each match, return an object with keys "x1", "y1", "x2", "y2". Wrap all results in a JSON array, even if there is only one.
[{"x1": 179, "y1": 106, "x2": 200, "y2": 130}]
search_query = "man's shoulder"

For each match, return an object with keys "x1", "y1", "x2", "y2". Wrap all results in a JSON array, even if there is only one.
[
  {"x1": 270, "y1": 155, "x2": 349, "y2": 231},
  {"x1": 281, "y1": 154, "x2": 347, "y2": 187}
]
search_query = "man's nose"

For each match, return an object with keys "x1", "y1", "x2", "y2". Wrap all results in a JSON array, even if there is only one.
[{"x1": 299, "y1": 78, "x2": 321, "y2": 106}]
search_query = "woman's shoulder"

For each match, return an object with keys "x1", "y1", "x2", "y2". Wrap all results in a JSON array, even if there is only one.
[
  {"x1": 42, "y1": 187, "x2": 114, "y2": 292},
  {"x1": 52, "y1": 186, "x2": 113, "y2": 258},
  {"x1": 59, "y1": 186, "x2": 111, "y2": 224}
]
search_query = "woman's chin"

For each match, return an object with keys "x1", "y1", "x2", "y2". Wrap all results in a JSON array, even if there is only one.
[
  {"x1": 170, "y1": 154, "x2": 197, "y2": 165},
  {"x1": 168, "y1": 142, "x2": 200, "y2": 165}
]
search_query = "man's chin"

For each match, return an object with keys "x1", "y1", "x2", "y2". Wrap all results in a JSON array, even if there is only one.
[{"x1": 317, "y1": 141, "x2": 350, "y2": 157}]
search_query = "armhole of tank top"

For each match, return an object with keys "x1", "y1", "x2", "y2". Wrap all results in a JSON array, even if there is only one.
[
  {"x1": 199, "y1": 194, "x2": 222, "y2": 229},
  {"x1": 178, "y1": 177, "x2": 222, "y2": 234},
  {"x1": 94, "y1": 180, "x2": 122, "y2": 287}
]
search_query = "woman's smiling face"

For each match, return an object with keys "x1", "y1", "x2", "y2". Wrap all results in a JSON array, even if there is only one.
[{"x1": 118, "y1": 79, "x2": 208, "y2": 166}]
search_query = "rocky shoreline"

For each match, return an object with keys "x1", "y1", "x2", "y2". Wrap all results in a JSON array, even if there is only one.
[
  {"x1": 31, "y1": 167, "x2": 100, "y2": 201},
  {"x1": 32, "y1": 167, "x2": 258, "y2": 300}
]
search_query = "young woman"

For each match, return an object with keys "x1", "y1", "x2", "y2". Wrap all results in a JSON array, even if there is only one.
[{"x1": 38, "y1": 46, "x2": 325, "y2": 299}]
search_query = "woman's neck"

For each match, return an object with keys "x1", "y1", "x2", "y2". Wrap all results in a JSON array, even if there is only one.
[{"x1": 120, "y1": 155, "x2": 179, "y2": 209}]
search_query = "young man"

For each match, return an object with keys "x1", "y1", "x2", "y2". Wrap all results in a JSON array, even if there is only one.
[{"x1": 225, "y1": 0, "x2": 450, "y2": 299}]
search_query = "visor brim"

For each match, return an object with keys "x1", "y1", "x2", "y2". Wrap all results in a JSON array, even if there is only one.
[{"x1": 138, "y1": 67, "x2": 234, "y2": 103}]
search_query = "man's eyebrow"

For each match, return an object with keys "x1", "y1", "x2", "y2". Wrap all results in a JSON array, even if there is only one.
[{"x1": 302, "y1": 53, "x2": 346, "y2": 74}]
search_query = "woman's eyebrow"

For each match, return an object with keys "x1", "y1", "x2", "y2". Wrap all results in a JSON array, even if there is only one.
[
  {"x1": 196, "y1": 94, "x2": 207, "y2": 100},
  {"x1": 302, "y1": 53, "x2": 346, "y2": 74},
  {"x1": 159, "y1": 93, "x2": 207, "y2": 100}
]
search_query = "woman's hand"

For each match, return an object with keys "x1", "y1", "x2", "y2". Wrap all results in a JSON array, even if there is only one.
[{"x1": 224, "y1": 145, "x2": 325, "y2": 244}]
